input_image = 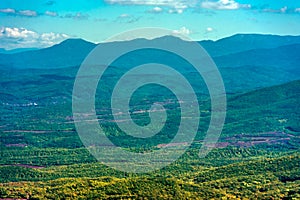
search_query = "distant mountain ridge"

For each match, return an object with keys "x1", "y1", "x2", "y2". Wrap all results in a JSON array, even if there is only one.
[
  {"x1": 200, "y1": 34, "x2": 300, "y2": 56},
  {"x1": 214, "y1": 43, "x2": 300, "y2": 71},
  {"x1": 0, "y1": 48, "x2": 40, "y2": 54},
  {"x1": 0, "y1": 34, "x2": 300, "y2": 69},
  {"x1": 0, "y1": 39, "x2": 96, "y2": 69}
]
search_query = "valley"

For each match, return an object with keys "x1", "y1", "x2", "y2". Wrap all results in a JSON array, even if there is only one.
[{"x1": 0, "y1": 34, "x2": 299, "y2": 199}]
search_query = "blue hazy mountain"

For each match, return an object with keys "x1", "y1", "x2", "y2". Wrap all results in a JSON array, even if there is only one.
[
  {"x1": 0, "y1": 34, "x2": 299, "y2": 93},
  {"x1": 1, "y1": 34, "x2": 300, "y2": 69},
  {"x1": 0, "y1": 47, "x2": 40, "y2": 54},
  {"x1": 0, "y1": 38, "x2": 96, "y2": 69},
  {"x1": 200, "y1": 34, "x2": 300, "y2": 57},
  {"x1": 0, "y1": 48, "x2": 39, "y2": 54},
  {"x1": 214, "y1": 43, "x2": 300, "y2": 71}
]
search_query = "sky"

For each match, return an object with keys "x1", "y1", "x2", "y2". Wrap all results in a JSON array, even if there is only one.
[{"x1": 0, "y1": 0, "x2": 300, "y2": 49}]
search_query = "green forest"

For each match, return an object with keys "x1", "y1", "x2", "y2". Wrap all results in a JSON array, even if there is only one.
[
  {"x1": 0, "y1": 79, "x2": 299, "y2": 199},
  {"x1": 1, "y1": 34, "x2": 300, "y2": 199}
]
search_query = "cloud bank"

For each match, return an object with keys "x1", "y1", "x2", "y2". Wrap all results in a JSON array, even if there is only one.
[
  {"x1": 105, "y1": 0, "x2": 196, "y2": 13},
  {"x1": 201, "y1": 0, "x2": 251, "y2": 10},
  {"x1": 0, "y1": 27, "x2": 69, "y2": 50},
  {"x1": 172, "y1": 27, "x2": 191, "y2": 35},
  {"x1": 0, "y1": 8, "x2": 38, "y2": 17}
]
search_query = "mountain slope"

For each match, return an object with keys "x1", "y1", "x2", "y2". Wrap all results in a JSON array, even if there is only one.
[
  {"x1": 1, "y1": 34, "x2": 300, "y2": 69},
  {"x1": 223, "y1": 80, "x2": 300, "y2": 137},
  {"x1": 0, "y1": 39, "x2": 96, "y2": 68},
  {"x1": 214, "y1": 43, "x2": 300, "y2": 73},
  {"x1": 200, "y1": 34, "x2": 300, "y2": 57},
  {"x1": 0, "y1": 34, "x2": 299, "y2": 94},
  {"x1": 0, "y1": 48, "x2": 39, "y2": 54},
  {"x1": 0, "y1": 153, "x2": 299, "y2": 199}
]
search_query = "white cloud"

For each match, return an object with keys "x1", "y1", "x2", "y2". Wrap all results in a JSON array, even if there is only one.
[
  {"x1": 18, "y1": 10, "x2": 38, "y2": 17},
  {"x1": 45, "y1": 11, "x2": 58, "y2": 17},
  {"x1": 40, "y1": 33, "x2": 67, "y2": 45},
  {"x1": 201, "y1": 0, "x2": 251, "y2": 10},
  {"x1": 105, "y1": 0, "x2": 195, "y2": 12},
  {"x1": 0, "y1": 8, "x2": 16, "y2": 14},
  {"x1": 0, "y1": 27, "x2": 38, "y2": 39},
  {"x1": 0, "y1": 8, "x2": 93, "y2": 19},
  {"x1": 0, "y1": 27, "x2": 69, "y2": 50},
  {"x1": 280, "y1": 6, "x2": 287, "y2": 13},
  {"x1": 106, "y1": 0, "x2": 187, "y2": 6},
  {"x1": 168, "y1": 9, "x2": 184, "y2": 14},
  {"x1": 63, "y1": 12, "x2": 89, "y2": 20},
  {"x1": 206, "y1": 27, "x2": 214, "y2": 32},
  {"x1": 150, "y1": 6, "x2": 163, "y2": 13},
  {"x1": 0, "y1": 8, "x2": 39, "y2": 17},
  {"x1": 116, "y1": 14, "x2": 140, "y2": 23},
  {"x1": 263, "y1": 6, "x2": 291, "y2": 14},
  {"x1": 172, "y1": 27, "x2": 191, "y2": 35},
  {"x1": 119, "y1": 13, "x2": 130, "y2": 18},
  {"x1": 295, "y1": 8, "x2": 300, "y2": 13}
]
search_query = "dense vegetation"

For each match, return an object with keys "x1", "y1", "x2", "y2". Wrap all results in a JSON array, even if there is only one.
[
  {"x1": 0, "y1": 153, "x2": 299, "y2": 199},
  {"x1": 0, "y1": 35, "x2": 300, "y2": 199},
  {"x1": 0, "y1": 79, "x2": 299, "y2": 199}
]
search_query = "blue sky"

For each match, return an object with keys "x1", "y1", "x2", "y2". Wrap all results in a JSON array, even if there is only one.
[{"x1": 1, "y1": 0, "x2": 300, "y2": 49}]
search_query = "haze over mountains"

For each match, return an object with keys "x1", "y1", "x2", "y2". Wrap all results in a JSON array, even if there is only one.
[
  {"x1": 0, "y1": 34, "x2": 299, "y2": 93},
  {"x1": 1, "y1": 34, "x2": 300, "y2": 69},
  {"x1": 0, "y1": 48, "x2": 40, "y2": 54},
  {"x1": 200, "y1": 34, "x2": 300, "y2": 57}
]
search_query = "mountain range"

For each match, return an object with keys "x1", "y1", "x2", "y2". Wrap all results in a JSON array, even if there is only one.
[
  {"x1": 1, "y1": 34, "x2": 300, "y2": 69},
  {"x1": 1, "y1": 34, "x2": 299, "y2": 93}
]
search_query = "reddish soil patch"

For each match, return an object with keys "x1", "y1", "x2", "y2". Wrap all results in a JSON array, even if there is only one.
[
  {"x1": 214, "y1": 142, "x2": 230, "y2": 148},
  {"x1": 1, "y1": 164, "x2": 45, "y2": 169},
  {"x1": 157, "y1": 142, "x2": 189, "y2": 148},
  {"x1": 222, "y1": 131, "x2": 295, "y2": 148}
]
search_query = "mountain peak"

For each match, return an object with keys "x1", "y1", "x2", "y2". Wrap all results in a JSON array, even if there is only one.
[{"x1": 55, "y1": 38, "x2": 96, "y2": 48}]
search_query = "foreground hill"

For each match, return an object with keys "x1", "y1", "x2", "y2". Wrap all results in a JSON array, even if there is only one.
[
  {"x1": 0, "y1": 152, "x2": 299, "y2": 199},
  {"x1": 224, "y1": 80, "x2": 300, "y2": 136}
]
